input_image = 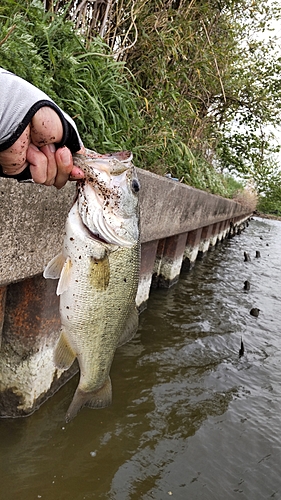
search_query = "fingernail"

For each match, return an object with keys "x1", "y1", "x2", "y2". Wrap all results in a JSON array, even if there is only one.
[
  {"x1": 70, "y1": 167, "x2": 85, "y2": 180},
  {"x1": 60, "y1": 147, "x2": 71, "y2": 166},
  {"x1": 29, "y1": 143, "x2": 40, "y2": 151},
  {"x1": 48, "y1": 143, "x2": 56, "y2": 153}
]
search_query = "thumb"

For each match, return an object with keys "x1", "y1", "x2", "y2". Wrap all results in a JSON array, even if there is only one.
[{"x1": 54, "y1": 147, "x2": 73, "y2": 189}]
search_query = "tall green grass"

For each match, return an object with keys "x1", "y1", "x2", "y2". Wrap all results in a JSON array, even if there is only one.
[
  {"x1": 0, "y1": 0, "x2": 236, "y2": 197},
  {"x1": 0, "y1": 1, "x2": 142, "y2": 152}
]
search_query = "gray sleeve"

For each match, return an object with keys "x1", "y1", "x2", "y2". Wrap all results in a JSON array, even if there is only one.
[{"x1": 0, "y1": 67, "x2": 83, "y2": 153}]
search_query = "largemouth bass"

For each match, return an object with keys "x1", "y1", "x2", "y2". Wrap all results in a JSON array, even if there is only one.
[{"x1": 44, "y1": 150, "x2": 140, "y2": 422}]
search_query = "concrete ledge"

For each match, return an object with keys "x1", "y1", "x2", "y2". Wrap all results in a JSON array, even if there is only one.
[
  {"x1": 0, "y1": 169, "x2": 252, "y2": 417},
  {"x1": 1, "y1": 170, "x2": 250, "y2": 286},
  {"x1": 0, "y1": 179, "x2": 75, "y2": 286},
  {"x1": 137, "y1": 169, "x2": 249, "y2": 242}
]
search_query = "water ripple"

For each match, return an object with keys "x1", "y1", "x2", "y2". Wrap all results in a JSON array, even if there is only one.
[{"x1": 2, "y1": 218, "x2": 281, "y2": 500}]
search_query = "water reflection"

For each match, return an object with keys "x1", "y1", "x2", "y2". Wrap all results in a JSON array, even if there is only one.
[{"x1": 1, "y1": 218, "x2": 281, "y2": 499}]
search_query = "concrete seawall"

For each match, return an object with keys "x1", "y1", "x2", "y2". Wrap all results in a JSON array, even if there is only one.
[{"x1": 0, "y1": 170, "x2": 251, "y2": 417}]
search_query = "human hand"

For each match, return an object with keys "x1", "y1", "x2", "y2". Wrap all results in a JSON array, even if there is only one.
[{"x1": 0, "y1": 106, "x2": 84, "y2": 189}]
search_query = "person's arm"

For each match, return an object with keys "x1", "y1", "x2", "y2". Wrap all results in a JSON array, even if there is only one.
[{"x1": 0, "y1": 68, "x2": 84, "y2": 188}]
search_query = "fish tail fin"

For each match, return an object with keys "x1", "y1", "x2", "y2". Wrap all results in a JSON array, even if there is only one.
[{"x1": 66, "y1": 377, "x2": 112, "y2": 423}]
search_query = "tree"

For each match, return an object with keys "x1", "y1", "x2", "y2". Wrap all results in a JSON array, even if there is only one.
[
  {"x1": 1, "y1": 0, "x2": 281, "y2": 204},
  {"x1": 257, "y1": 172, "x2": 281, "y2": 214}
]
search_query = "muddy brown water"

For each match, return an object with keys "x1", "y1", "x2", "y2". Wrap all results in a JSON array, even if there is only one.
[{"x1": 1, "y1": 217, "x2": 281, "y2": 500}]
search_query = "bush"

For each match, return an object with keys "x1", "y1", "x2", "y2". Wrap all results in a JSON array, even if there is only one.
[{"x1": 0, "y1": 0, "x2": 142, "y2": 152}]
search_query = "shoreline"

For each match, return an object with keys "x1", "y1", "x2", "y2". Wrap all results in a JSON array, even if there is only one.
[{"x1": 254, "y1": 211, "x2": 281, "y2": 222}]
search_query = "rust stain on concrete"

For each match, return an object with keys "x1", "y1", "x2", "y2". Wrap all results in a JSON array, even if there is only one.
[{"x1": 2, "y1": 274, "x2": 60, "y2": 352}]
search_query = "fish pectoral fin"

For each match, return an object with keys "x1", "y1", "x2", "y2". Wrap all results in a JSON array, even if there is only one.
[
  {"x1": 43, "y1": 253, "x2": 72, "y2": 296},
  {"x1": 56, "y1": 257, "x2": 72, "y2": 296},
  {"x1": 54, "y1": 331, "x2": 76, "y2": 370},
  {"x1": 43, "y1": 252, "x2": 65, "y2": 280},
  {"x1": 118, "y1": 306, "x2": 139, "y2": 347},
  {"x1": 65, "y1": 377, "x2": 112, "y2": 423}
]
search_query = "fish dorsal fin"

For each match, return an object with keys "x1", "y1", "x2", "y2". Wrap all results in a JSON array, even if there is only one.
[
  {"x1": 43, "y1": 252, "x2": 65, "y2": 279},
  {"x1": 54, "y1": 330, "x2": 76, "y2": 370},
  {"x1": 118, "y1": 306, "x2": 139, "y2": 347},
  {"x1": 56, "y1": 257, "x2": 72, "y2": 296}
]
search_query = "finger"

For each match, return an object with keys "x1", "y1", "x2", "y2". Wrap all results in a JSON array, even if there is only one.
[
  {"x1": 26, "y1": 143, "x2": 48, "y2": 184},
  {"x1": 0, "y1": 126, "x2": 30, "y2": 174},
  {"x1": 31, "y1": 107, "x2": 63, "y2": 147},
  {"x1": 54, "y1": 147, "x2": 73, "y2": 189},
  {"x1": 69, "y1": 146, "x2": 85, "y2": 180},
  {"x1": 69, "y1": 166, "x2": 85, "y2": 181},
  {"x1": 39, "y1": 143, "x2": 58, "y2": 185}
]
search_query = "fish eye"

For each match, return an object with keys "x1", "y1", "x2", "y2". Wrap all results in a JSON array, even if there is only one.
[{"x1": 131, "y1": 179, "x2": 140, "y2": 193}]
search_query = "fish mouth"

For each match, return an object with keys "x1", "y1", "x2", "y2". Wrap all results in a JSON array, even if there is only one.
[
  {"x1": 74, "y1": 150, "x2": 136, "y2": 200},
  {"x1": 73, "y1": 151, "x2": 133, "y2": 177},
  {"x1": 75, "y1": 151, "x2": 139, "y2": 247}
]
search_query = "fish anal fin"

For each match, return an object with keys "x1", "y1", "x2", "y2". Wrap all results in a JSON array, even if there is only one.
[
  {"x1": 65, "y1": 377, "x2": 112, "y2": 423},
  {"x1": 118, "y1": 306, "x2": 139, "y2": 347},
  {"x1": 54, "y1": 331, "x2": 76, "y2": 370},
  {"x1": 56, "y1": 257, "x2": 72, "y2": 296},
  {"x1": 43, "y1": 253, "x2": 65, "y2": 280}
]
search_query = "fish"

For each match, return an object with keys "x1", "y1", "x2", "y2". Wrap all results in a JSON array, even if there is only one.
[{"x1": 43, "y1": 149, "x2": 140, "y2": 422}]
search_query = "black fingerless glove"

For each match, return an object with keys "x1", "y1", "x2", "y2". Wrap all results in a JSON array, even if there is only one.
[{"x1": 0, "y1": 67, "x2": 83, "y2": 180}]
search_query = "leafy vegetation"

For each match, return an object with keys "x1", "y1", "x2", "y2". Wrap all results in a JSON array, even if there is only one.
[
  {"x1": 1, "y1": 0, "x2": 281, "y2": 209},
  {"x1": 257, "y1": 172, "x2": 281, "y2": 215},
  {"x1": 0, "y1": 1, "x2": 142, "y2": 152},
  {"x1": 121, "y1": 0, "x2": 281, "y2": 204}
]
